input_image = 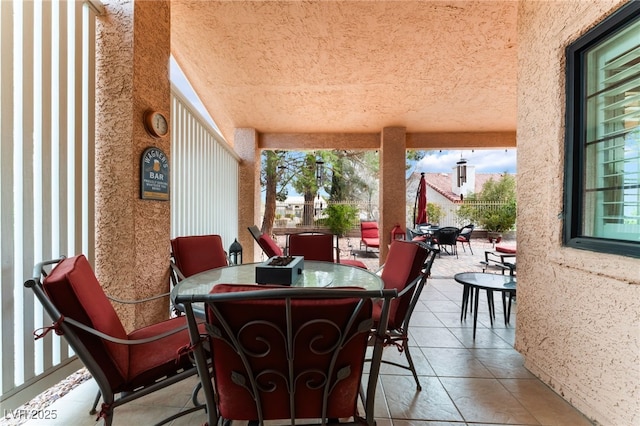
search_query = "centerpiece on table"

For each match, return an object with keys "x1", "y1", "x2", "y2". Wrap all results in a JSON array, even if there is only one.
[{"x1": 255, "y1": 255, "x2": 304, "y2": 286}]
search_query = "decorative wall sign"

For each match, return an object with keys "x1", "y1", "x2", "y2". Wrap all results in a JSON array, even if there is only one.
[{"x1": 141, "y1": 147, "x2": 169, "y2": 200}]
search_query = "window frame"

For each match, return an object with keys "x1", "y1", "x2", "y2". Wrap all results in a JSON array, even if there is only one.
[{"x1": 564, "y1": 1, "x2": 640, "y2": 258}]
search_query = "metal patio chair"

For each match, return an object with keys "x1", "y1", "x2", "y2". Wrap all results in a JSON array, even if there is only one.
[
  {"x1": 177, "y1": 284, "x2": 396, "y2": 426},
  {"x1": 24, "y1": 255, "x2": 204, "y2": 426}
]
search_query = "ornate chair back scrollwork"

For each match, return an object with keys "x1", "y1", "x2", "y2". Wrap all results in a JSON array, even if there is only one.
[{"x1": 177, "y1": 284, "x2": 397, "y2": 426}]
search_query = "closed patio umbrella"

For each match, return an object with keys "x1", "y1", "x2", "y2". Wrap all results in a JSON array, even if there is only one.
[{"x1": 414, "y1": 172, "x2": 428, "y2": 226}]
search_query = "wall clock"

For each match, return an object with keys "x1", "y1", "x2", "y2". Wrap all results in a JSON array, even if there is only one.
[{"x1": 143, "y1": 110, "x2": 169, "y2": 138}]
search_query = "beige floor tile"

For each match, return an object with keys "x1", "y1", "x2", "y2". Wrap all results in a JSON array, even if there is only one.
[
  {"x1": 380, "y1": 375, "x2": 463, "y2": 422},
  {"x1": 421, "y1": 348, "x2": 493, "y2": 378},
  {"x1": 447, "y1": 327, "x2": 514, "y2": 349},
  {"x1": 439, "y1": 377, "x2": 539, "y2": 424},
  {"x1": 500, "y1": 379, "x2": 594, "y2": 426},
  {"x1": 409, "y1": 327, "x2": 465, "y2": 349},
  {"x1": 469, "y1": 349, "x2": 535, "y2": 379},
  {"x1": 409, "y1": 310, "x2": 446, "y2": 327},
  {"x1": 379, "y1": 345, "x2": 436, "y2": 377}
]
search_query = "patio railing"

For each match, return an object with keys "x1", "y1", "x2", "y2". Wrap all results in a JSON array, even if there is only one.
[{"x1": 269, "y1": 199, "x2": 515, "y2": 232}]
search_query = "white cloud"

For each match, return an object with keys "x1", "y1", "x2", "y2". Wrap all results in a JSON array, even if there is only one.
[{"x1": 414, "y1": 149, "x2": 516, "y2": 174}]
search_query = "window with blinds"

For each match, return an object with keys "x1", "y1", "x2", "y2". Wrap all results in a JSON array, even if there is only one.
[{"x1": 565, "y1": 1, "x2": 639, "y2": 258}]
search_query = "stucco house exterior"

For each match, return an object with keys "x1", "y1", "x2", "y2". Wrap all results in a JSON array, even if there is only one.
[{"x1": 1, "y1": 1, "x2": 638, "y2": 425}]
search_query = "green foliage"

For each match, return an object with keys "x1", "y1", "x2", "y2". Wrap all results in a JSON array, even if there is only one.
[
  {"x1": 324, "y1": 203, "x2": 359, "y2": 237},
  {"x1": 457, "y1": 174, "x2": 517, "y2": 233},
  {"x1": 426, "y1": 202, "x2": 444, "y2": 225}
]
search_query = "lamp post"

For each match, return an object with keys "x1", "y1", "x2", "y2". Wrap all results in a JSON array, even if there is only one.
[{"x1": 315, "y1": 158, "x2": 325, "y2": 215}]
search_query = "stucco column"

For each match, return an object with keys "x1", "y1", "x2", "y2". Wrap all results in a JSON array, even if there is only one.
[
  {"x1": 379, "y1": 127, "x2": 407, "y2": 263},
  {"x1": 235, "y1": 128, "x2": 260, "y2": 262},
  {"x1": 95, "y1": 0, "x2": 171, "y2": 330}
]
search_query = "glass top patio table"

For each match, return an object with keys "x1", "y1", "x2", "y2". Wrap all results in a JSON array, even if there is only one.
[
  {"x1": 171, "y1": 261, "x2": 384, "y2": 313},
  {"x1": 453, "y1": 272, "x2": 517, "y2": 339}
]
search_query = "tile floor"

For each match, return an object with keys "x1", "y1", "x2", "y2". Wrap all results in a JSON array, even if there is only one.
[{"x1": 20, "y1": 239, "x2": 594, "y2": 426}]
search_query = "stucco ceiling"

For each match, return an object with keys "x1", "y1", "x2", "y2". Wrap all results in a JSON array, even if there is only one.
[{"x1": 171, "y1": 1, "x2": 518, "y2": 142}]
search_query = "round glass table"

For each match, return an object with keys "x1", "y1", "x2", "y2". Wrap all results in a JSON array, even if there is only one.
[
  {"x1": 453, "y1": 272, "x2": 517, "y2": 339},
  {"x1": 172, "y1": 261, "x2": 384, "y2": 315}
]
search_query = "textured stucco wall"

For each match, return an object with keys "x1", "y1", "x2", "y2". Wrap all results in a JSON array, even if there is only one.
[
  {"x1": 516, "y1": 1, "x2": 639, "y2": 425},
  {"x1": 95, "y1": 0, "x2": 171, "y2": 330},
  {"x1": 380, "y1": 127, "x2": 407, "y2": 262},
  {"x1": 236, "y1": 128, "x2": 260, "y2": 263}
]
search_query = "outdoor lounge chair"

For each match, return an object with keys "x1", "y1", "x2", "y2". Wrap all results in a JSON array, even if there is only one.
[
  {"x1": 176, "y1": 284, "x2": 396, "y2": 426},
  {"x1": 359, "y1": 221, "x2": 380, "y2": 253},
  {"x1": 481, "y1": 244, "x2": 517, "y2": 275},
  {"x1": 24, "y1": 255, "x2": 204, "y2": 426}
]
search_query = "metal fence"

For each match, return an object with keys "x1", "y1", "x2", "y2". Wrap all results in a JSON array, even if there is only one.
[{"x1": 271, "y1": 199, "x2": 514, "y2": 231}]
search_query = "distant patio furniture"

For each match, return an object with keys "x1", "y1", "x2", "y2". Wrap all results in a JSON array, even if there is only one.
[
  {"x1": 287, "y1": 231, "x2": 368, "y2": 269},
  {"x1": 360, "y1": 221, "x2": 380, "y2": 253},
  {"x1": 481, "y1": 244, "x2": 517, "y2": 275},
  {"x1": 432, "y1": 226, "x2": 460, "y2": 258},
  {"x1": 456, "y1": 224, "x2": 475, "y2": 254}
]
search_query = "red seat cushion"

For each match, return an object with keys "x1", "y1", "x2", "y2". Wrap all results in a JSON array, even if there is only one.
[
  {"x1": 339, "y1": 259, "x2": 368, "y2": 269},
  {"x1": 361, "y1": 237, "x2": 380, "y2": 248},
  {"x1": 258, "y1": 233, "x2": 283, "y2": 257},
  {"x1": 127, "y1": 316, "x2": 195, "y2": 390},
  {"x1": 378, "y1": 241, "x2": 427, "y2": 328},
  {"x1": 495, "y1": 245, "x2": 517, "y2": 254},
  {"x1": 43, "y1": 255, "x2": 129, "y2": 390},
  {"x1": 360, "y1": 222, "x2": 380, "y2": 248},
  {"x1": 171, "y1": 235, "x2": 228, "y2": 277}
]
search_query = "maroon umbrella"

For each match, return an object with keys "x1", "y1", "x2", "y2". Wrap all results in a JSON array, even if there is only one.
[{"x1": 414, "y1": 172, "x2": 428, "y2": 226}]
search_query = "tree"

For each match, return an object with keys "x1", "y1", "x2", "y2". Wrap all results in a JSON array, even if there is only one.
[
  {"x1": 457, "y1": 173, "x2": 517, "y2": 234},
  {"x1": 260, "y1": 150, "x2": 293, "y2": 235},
  {"x1": 292, "y1": 153, "x2": 322, "y2": 226}
]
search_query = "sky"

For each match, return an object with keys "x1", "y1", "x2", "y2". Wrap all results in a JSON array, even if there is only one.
[
  {"x1": 171, "y1": 57, "x2": 518, "y2": 176},
  {"x1": 410, "y1": 149, "x2": 517, "y2": 176}
]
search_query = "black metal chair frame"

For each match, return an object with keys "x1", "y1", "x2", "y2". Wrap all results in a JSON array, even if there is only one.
[
  {"x1": 370, "y1": 243, "x2": 438, "y2": 391},
  {"x1": 25, "y1": 257, "x2": 204, "y2": 426},
  {"x1": 177, "y1": 286, "x2": 397, "y2": 426},
  {"x1": 456, "y1": 224, "x2": 475, "y2": 255},
  {"x1": 433, "y1": 227, "x2": 460, "y2": 258}
]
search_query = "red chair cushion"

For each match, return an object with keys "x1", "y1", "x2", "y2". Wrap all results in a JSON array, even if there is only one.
[
  {"x1": 43, "y1": 255, "x2": 129, "y2": 390},
  {"x1": 258, "y1": 233, "x2": 283, "y2": 257},
  {"x1": 379, "y1": 240, "x2": 427, "y2": 328},
  {"x1": 207, "y1": 284, "x2": 371, "y2": 421},
  {"x1": 339, "y1": 259, "x2": 368, "y2": 269},
  {"x1": 361, "y1": 237, "x2": 380, "y2": 248},
  {"x1": 127, "y1": 316, "x2": 195, "y2": 390},
  {"x1": 288, "y1": 233, "x2": 334, "y2": 262},
  {"x1": 171, "y1": 235, "x2": 228, "y2": 277},
  {"x1": 495, "y1": 245, "x2": 517, "y2": 254}
]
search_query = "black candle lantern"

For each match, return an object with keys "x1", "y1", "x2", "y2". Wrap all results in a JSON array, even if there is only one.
[{"x1": 229, "y1": 238, "x2": 243, "y2": 265}]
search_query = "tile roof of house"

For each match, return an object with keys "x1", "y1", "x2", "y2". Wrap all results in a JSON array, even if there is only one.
[{"x1": 407, "y1": 171, "x2": 509, "y2": 203}]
